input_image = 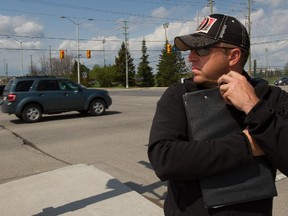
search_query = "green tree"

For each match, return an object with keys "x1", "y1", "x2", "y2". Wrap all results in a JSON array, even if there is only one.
[
  {"x1": 156, "y1": 44, "x2": 188, "y2": 86},
  {"x1": 137, "y1": 39, "x2": 154, "y2": 87},
  {"x1": 90, "y1": 64, "x2": 117, "y2": 87},
  {"x1": 175, "y1": 48, "x2": 190, "y2": 79},
  {"x1": 115, "y1": 42, "x2": 136, "y2": 87}
]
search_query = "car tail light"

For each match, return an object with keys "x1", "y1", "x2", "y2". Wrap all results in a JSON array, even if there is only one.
[{"x1": 8, "y1": 94, "x2": 16, "y2": 102}]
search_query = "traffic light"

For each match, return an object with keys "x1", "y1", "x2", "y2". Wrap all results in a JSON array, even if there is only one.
[
  {"x1": 166, "y1": 43, "x2": 172, "y2": 54},
  {"x1": 60, "y1": 50, "x2": 65, "y2": 59},
  {"x1": 86, "y1": 50, "x2": 91, "y2": 58}
]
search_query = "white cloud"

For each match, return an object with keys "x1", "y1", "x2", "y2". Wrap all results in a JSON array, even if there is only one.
[
  {"x1": 14, "y1": 21, "x2": 43, "y2": 37},
  {"x1": 0, "y1": 15, "x2": 45, "y2": 75},
  {"x1": 3, "y1": 39, "x2": 40, "y2": 49},
  {"x1": 151, "y1": 7, "x2": 169, "y2": 18},
  {"x1": 250, "y1": 7, "x2": 288, "y2": 68},
  {"x1": 0, "y1": 15, "x2": 13, "y2": 33},
  {"x1": 254, "y1": 0, "x2": 286, "y2": 7},
  {"x1": 0, "y1": 15, "x2": 44, "y2": 37},
  {"x1": 24, "y1": 41, "x2": 41, "y2": 49}
]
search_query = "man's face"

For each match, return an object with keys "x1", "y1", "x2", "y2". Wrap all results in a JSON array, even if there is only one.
[{"x1": 188, "y1": 46, "x2": 230, "y2": 85}]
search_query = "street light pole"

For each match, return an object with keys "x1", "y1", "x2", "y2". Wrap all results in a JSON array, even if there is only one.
[
  {"x1": 7, "y1": 37, "x2": 23, "y2": 76},
  {"x1": 163, "y1": 23, "x2": 170, "y2": 44},
  {"x1": 102, "y1": 39, "x2": 106, "y2": 67},
  {"x1": 61, "y1": 16, "x2": 93, "y2": 83},
  {"x1": 20, "y1": 41, "x2": 23, "y2": 76},
  {"x1": 76, "y1": 22, "x2": 80, "y2": 83}
]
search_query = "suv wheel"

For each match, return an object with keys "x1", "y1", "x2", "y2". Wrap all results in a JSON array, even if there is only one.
[
  {"x1": 22, "y1": 104, "x2": 42, "y2": 123},
  {"x1": 89, "y1": 99, "x2": 106, "y2": 116}
]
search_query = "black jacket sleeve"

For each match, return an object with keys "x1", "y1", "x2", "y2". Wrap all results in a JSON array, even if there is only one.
[
  {"x1": 148, "y1": 83, "x2": 253, "y2": 182},
  {"x1": 245, "y1": 86, "x2": 288, "y2": 176}
]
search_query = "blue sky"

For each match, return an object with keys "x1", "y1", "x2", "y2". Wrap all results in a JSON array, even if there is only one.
[{"x1": 0, "y1": 0, "x2": 288, "y2": 76}]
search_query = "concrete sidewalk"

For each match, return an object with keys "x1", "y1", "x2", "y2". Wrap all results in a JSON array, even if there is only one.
[
  {"x1": 0, "y1": 164, "x2": 287, "y2": 216},
  {"x1": 0, "y1": 164, "x2": 163, "y2": 216}
]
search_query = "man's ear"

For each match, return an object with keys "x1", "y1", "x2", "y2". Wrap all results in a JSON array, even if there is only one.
[{"x1": 228, "y1": 48, "x2": 242, "y2": 67}]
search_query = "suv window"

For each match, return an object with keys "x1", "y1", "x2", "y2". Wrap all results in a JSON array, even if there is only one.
[
  {"x1": 37, "y1": 80, "x2": 60, "y2": 91},
  {"x1": 4, "y1": 80, "x2": 13, "y2": 91},
  {"x1": 15, "y1": 80, "x2": 34, "y2": 92},
  {"x1": 59, "y1": 80, "x2": 79, "y2": 91}
]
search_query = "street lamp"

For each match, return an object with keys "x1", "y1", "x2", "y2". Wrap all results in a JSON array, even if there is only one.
[
  {"x1": 163, "y1": 22, "x2": 170, "y2": 43},
  {"x1": 102, "y1": 39, "x2": 106, "y2": 67},
  {"x1": 61, "y1": 16, "x2": 93, "y2": 83},
  {"x1": 7, "y1": 36, "x2": 23, "y2": 76}
]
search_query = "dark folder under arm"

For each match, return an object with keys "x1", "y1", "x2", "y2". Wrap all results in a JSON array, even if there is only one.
[{"x1": 183, "y1": 88, "x2": 277, "y2": 209}]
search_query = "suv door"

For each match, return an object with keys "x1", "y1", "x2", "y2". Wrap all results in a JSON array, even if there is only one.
[
  {"x1": 58, "y1": 80, "x2": 86, "y2": 110},
  {"x1": 36, "y1": 80, "x2": 64, "y2": 111}
]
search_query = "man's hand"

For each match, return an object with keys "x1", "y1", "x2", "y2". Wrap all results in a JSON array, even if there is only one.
[
  {"x1": 218, "y1": 71, "x2": 260, "y2": 114},
  {"x1": 243, "y1": 129, "x2": 265, "y2": 156}
]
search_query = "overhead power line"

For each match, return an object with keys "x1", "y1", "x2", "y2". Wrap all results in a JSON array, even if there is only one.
[
  {"x1": 0, "y1": 34, "x2": 166, "y2": 43},
  {"x1": 20, "y1": 0, "x2": 192, "y2": 22},
  {"x1": 2, "y1": 31, "x2": 287, "y2": 46},
  {"x1": 124, "y1": 0, "x2": 205, "y2": 7},
  {"x1": 252, "y1": 38, "x2": 288, "y2": 45}
]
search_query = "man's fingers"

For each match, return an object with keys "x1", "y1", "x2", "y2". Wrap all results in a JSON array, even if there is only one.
[{"x1": 218, "y1": 71, "x2": 242, "y2": 85}]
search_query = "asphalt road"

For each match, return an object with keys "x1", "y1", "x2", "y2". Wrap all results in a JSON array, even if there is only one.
[{"x1": 0, "y1": 86, "x2": 287, "y2": 215}]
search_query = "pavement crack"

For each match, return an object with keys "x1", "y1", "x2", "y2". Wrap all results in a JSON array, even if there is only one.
[{"x1": 5, "y1": 126, "x2": 72, "y2": 165}]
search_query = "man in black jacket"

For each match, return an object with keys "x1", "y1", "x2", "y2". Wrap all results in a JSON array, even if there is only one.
[{"x1": 148, "y1": 14, "x2": 288, "y2": 216}]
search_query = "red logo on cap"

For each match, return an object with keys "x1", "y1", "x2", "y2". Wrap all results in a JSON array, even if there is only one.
[{"x1": 196, "y1": 17, "x2": 217, "y2": 33}]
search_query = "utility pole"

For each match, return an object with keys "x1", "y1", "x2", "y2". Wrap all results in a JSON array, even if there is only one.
[
  {"x1": 197, "y1": 10, "x2": 200, "y2": 26},
  {"x1": 123, "y1": 20, "x2": 129, "y2": 89},
  {"x1": 207, "y1": 0, "x2": 214, "y2": 14},
  {"x1": 265, "y1": 48, "x2": 269, "y2": 77},
  {"x1": 102, "y1": 39, "x2": 106, "y2": 67},
  {"x1": 49, "y1": 46, "x2": 52, "y2": 74},
  {"x1": 3, "y1": 58, "x2": 7, "y2": 78},
  {"x1": 3, "y1": 58, "x2": 8, "y2": 78},
  {"x1": 30, "y1": 55, "x2": 33, "y2": 75},
  {"x1": 3, "y1": 58, "x2": 5, "y2": 78}
]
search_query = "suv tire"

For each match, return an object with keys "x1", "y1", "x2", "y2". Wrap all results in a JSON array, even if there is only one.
[
  {"x1": 22, "y1": 104, "x2": 42, "y2": 123},
  {"x1": 89, "y1": 99, "x2": 105, "y2": 116}
]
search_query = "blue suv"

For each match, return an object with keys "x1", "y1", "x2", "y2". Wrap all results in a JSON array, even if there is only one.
[{"x1": 1, "y1": 76, "x2": 112, "y2": 123}]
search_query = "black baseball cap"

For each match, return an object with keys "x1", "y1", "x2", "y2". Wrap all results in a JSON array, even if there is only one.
[{"x1": 174, "y1": 14, "x2": 250, "y2": 52}]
